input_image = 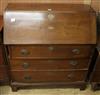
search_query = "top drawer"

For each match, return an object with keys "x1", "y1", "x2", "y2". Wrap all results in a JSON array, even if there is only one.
[
  {"x1": 4, "y1": 11, "x2": 96, "y2": 44},
  {"x1": 9, "y1": 45, "x2": 93, "y2": 59}
]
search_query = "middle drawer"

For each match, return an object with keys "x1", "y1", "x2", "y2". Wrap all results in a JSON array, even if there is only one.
[
  {"x1": 9, "y1": 45, "x2": 93, "y2": 59},
  {"x1": 10, "y1": 59, "x2": 89, "y2": 70}
]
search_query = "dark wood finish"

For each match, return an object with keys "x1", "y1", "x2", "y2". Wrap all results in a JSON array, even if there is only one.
[
  {"x1": 5, "y1": 3, "x2": 93, "y2": 12},
  {"x1": 11, "y1": 70, "x2": 87, "y2": 83},
  {"x1": 4, "y1": 3, "x2": 96, "y2": 91},
  {"x1": 9, "y1": 45, "x2": 93, "y2": 59},
  {"x1": 10, "y1": 59, "x2": 89, "y2": 70},
  {"x1": 4, "y1": 3, "x2": 96, "y2": 44},
  {"x1": 11, "y1": 82, "x2": 87, "y2": 92}
]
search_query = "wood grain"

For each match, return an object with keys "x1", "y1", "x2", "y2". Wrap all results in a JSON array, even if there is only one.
[
  {"x1": 10, "y1": 59, "x2": 89, "y2": 70},
  {"x1": 3, "y1": 3, "x2": 94, "y2": 90},
  {"x1": 8, "y1": 0, "x2": 84, "y2": 3},
  {"x1": 0, "y1": 0, "x2": 91, "y2": 15},
  {"x1": 11, "y1": 70, "x2": 87, "y2": 82},
  {"x1": 4, "y1": 3, "x2": 96, "y2": 44},
  {"x1": 9, "y1": 45, "x2": 93, "y2": 59}
]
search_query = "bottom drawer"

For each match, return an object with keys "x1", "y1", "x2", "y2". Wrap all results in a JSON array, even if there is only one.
[
  {"x1": 11, "y1": 70, "x2": 87, "y2": 83},
  {"x1": 0, "y1": 66, "x2": 8, "y2": 81}
]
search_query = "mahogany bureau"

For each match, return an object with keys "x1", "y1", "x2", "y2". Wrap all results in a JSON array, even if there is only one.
[{"x1": 4, "y1": 3, "x2": 97, "y2": 91}]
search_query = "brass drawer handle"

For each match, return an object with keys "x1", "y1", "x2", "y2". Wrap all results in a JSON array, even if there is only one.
[
  {"x1": 24, "y1": 76, "x2": 32, "y2": 80},
  {"x1": 22, "y1": 62, "x2": 30, "y2": 69},
  {"x1": 72, "y1": 48, "x2": 80, "y2": 54},
  {"x1": 48, "y1": 46, "x2": 54, "y2": 51},
  {"x1": 67, "y1": 73, "x2": 74, "y2": 79},
  {"x1": 20, "y1": 49, "x2": 30, "y2": 56},
  {"x1": 69, "y1": 60, "x2": 78, "y2": 66}
]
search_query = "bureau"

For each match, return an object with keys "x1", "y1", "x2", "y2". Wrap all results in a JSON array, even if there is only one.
[{"x1": 4, "y1": 3, "x2": 96, "y2": 91}]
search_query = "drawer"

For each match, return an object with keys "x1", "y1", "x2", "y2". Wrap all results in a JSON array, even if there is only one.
[
  {"x1": 9, "y1": 45, "x2": 93, "y2": 59},
  {"x1": 0, "y1": 66, "x2": 8, "y2": 80},
  {"x1": 91, "y1": 71, "x2": 100, "y2": 82},
  {"x1": 11, "y1": 70, "x2": 87, "y2": 83},
  {"x1": 10, "y1": 59, "x2": 89, "y2": 70}
]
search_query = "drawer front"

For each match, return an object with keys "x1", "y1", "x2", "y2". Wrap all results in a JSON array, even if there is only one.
[
  {"x1": 0, "y1": 66, "x2": 7, "y2": 80},
  {"x1": 10, "y1": 59, "x2": 89, "y2": 70},
  {"x1": 9, "y1": 45, "x2": 93, "y2": 59},
  {"x1": 0, "y1": 46, "x2": 3, "y2": 65},
  {"x1": 4, "y1": 12, "x2": 96, "y2": 44},
  {"x1": 11, "y1": 70, "x2": 87, "y2": 83}
]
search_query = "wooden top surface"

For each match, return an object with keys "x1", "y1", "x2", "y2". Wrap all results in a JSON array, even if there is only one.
[
  {"x1": 0, "y1": 16, "x2": 3, "y2": 32},
  {"x1": 4, "y1": 3, "x2": 96, "y2": 45},
  {"x1": 6, "y1": 3, "x2": 94, "y2": 13}
]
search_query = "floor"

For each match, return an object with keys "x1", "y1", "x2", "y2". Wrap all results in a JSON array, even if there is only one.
[{"x1": 0, "y1": 85, "x2": 100, "y2": 95}]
